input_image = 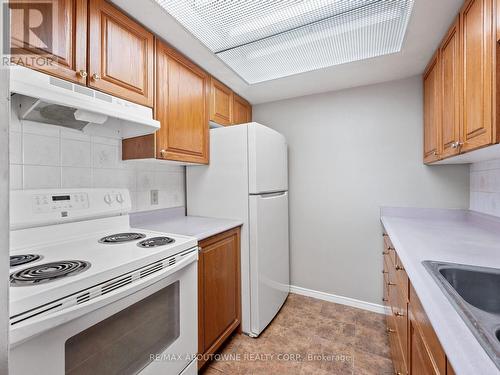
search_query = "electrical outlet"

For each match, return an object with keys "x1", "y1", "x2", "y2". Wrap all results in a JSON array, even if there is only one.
[{"x1": 150, "y1": 190, "x2": 159, "y2": 205}]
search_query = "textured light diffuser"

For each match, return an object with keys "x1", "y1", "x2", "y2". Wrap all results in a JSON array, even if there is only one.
[{"x1": 155, "y1": 0, "x2": 414, "y2": 84}]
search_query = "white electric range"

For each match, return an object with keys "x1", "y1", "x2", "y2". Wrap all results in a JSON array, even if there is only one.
[{"x1": 9, "y1": 188, "x2": 198, "y2": 375}]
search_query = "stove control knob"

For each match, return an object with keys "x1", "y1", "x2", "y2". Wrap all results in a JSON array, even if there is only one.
[
  {"x1": 116, "y1": 193, "x2": 124, "y2": 204},
  {"x1": 104, "y1": 193, "x2": 113, "y2": 205}
]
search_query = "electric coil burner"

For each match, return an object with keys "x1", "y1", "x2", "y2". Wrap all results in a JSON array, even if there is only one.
[
  {"x1": 137, "y1": 237, "x2": 175, "y2": 248},
  {"x1": 98, "y1": 232, "x2": 146, "y2": 244},
  {"x1": 10, "y1": 260, "x2": 91, "y2": 286},
  {"x1": 10, "y1": 254, "x2": 42, "y2": 268}
]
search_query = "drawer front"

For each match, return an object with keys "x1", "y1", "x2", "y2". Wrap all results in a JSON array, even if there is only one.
[
  {"x1": 383, "y1": 234, "x2": 397, "y2": 266},
  {"x1": 395, "y1": 253, "x2": 409, "y2": 301}
]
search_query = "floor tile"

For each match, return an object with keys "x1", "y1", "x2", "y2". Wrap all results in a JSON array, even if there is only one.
[
  {"x1": 202, "y1": 293, "x2": 393, "y2": 375},
  {"x1": 353, "y1": 325, "x2": 391, "y2": 358},
  {"x1": 353, "y1": 348, "x2": 394, "y2": 375}
]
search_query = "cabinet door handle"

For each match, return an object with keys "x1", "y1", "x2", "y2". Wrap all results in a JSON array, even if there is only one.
[
  {"x1": 382, "y1": 298, "x2": 388, "y2": 302},
  {"x1": 77, "y1": 70, "x2": 88, "y2": 78},
  {"x1": 395, "y1": 265, "x2": 404, "y2": 271},
  {"x1": 394, "y1": 312, "x2": 404, "y2": 317},
  {"x1": 387, "y1": 282, "x2": 396, "y2": 286},
  {"x1": 382, "y1": 270, "x2": 388, "y2": 274},
  {"x1": 92, "y1": 73, "x2": 101, "y2": 80},
  {"x1": 386, "y1": 328, "x2": 395, "y2": 333},
  {"x1": 382, "y1": 251, "x2": 389, "y2": 255}
]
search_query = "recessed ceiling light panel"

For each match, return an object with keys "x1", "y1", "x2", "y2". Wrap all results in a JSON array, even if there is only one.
[{"x1": 155, "y1": 0, "x2": 415, "y2": 84}]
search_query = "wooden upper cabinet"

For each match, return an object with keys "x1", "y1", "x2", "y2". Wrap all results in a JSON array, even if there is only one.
[
  {"x1": 460, "y1": 0, "x2": 494, "y2": 152},
  {"x1": 209, "y1": 77, "x2": 233, "y2": 125},
  {"x1": 88, "y1": 0, "x2": 154, "y2": 107},
  {"x1": 439, "y1": 18, "x2": 461, "y2": 159},
  {"x1": 423, "y1": 52, "x2": 441, "y2": 163},
  {"x1": 9, "y1": 0, "x2": 88, "y2": 84},
  {"x1": 154, "y1": 40, "x2": 209, "y2": 164},
  {"x1": 232, "y1": 94, "x2": 252, "y2": 125}
]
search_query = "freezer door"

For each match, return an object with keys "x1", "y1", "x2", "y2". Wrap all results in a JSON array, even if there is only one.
[
  {"x1": 249, "y1": 191, "x2": 289, "y2": 335},
  {"x1": 248, "y1": 123, "x2": 288, "y2": 194}
]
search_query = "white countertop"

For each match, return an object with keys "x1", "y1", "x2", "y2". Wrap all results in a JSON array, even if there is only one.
[
  {"x1": 130, "y1": 207, "x2": 242, "y2": 241},
  {"x1": 381, "y1": 207, "x2": 500, "y2": 375}
]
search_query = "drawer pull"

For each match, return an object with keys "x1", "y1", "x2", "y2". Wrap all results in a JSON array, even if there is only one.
[
  {"x1": 386, "y1": 328, "x2": 396, "y2": 333},
  {"x1": 394, "y1": 312, "x2": 404, "y2": 317},
  {"x1": 387, "y1": 282, "x2": 396, "y2": 286}
]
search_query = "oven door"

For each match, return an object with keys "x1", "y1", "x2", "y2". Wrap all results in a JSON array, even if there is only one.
[{"x1": 10, "y1": 250, "x2": 198, "y2": 375}]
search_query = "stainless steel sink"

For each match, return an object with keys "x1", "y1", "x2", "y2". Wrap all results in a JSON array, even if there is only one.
[{"x1": 423, "y1": 261, "x2": 500, "y2": 369}]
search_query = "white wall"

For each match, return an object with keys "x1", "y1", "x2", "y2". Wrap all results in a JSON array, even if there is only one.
[
  {"x1": 470, "y1": 159, "x2": 500, "y2": 216},
  {"x1": 254, "y1": 76, "x2": 470, "y2": 305},
  {"x1": 9, "y1": 97, "x2": 185, "y2": 212}
]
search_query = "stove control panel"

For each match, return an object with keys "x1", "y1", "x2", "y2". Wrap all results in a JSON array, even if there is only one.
[
  {"x1": 11, "y1": 189, "x2": 132, "y2": 230},
  {"x1": 32, "y1": 192, "x2": 89, "y2": 213}
]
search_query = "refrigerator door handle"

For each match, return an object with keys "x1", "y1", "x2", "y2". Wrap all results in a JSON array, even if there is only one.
[{"x1": 254, "y1": 191, "x2": 287, "y2": 198}]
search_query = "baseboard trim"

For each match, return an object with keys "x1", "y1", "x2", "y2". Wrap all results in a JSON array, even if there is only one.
[{"x1": 290, "y1": 285, "x2": 388, "y2": 315}]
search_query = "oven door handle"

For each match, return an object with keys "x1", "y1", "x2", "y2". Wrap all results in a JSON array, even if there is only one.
[{"x1": 10, "y1": 250, "x2": 198, "y2": 346}]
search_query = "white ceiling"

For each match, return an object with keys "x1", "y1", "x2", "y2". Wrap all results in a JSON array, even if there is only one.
[{"x1": 112, "y1": 0, "x2": 463, "y2": 105}]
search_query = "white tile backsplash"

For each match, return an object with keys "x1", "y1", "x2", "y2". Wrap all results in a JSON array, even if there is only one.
[
  {"x1": 61, "y1": 167, "x2": 92, "y2": 188},
  {"x1": 23, "y1": 165, "x2": 61, "y2": 189},
  {"x1": 61, "y1": 139, "x2": 91, "y2": 167},
  {"x1": 23, "y1": 133, "x2": 60, "y2": 166},
  {"x1": 10, "y1": 108, "x2": 186, "y2": 212},
  {"x1": 470, "y1": 158, "x2": 500, "y2": 217},
  {"x1": 92, "y1": 143, "x2": 119, "y2": 169}
]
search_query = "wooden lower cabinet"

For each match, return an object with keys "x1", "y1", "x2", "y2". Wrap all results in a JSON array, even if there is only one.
[
  {"x1": 198, "y1": 227, "x2": 241, "y2": 369},
  {"x1": 383, "y1": 233, "x2": 455, "y2": 375}
]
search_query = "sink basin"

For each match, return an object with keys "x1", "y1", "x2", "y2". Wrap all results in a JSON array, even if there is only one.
[
  {"x1": 438, "y1": 267, "x2": 500, "y2": 315},
  {"x1": 423, "y1": 261, "x2": 500, "y2": 369}
]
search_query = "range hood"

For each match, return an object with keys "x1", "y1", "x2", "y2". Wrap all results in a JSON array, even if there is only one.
[{"x1": 10, "y1": 66, "x2": 160, "y2": 138}]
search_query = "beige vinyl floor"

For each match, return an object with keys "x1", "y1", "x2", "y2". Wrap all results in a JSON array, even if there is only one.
[{"x1": 200, "y1": 293, "x2": 394, "y2": 375}]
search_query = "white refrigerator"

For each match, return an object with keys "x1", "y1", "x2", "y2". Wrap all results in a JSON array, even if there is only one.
[{"x1": 187, "y1": 122, "x2": 289, "y2": 337}]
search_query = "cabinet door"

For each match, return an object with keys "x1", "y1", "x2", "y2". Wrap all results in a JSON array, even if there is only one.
[
  {"x1": 155, "y1": 40, "x2": 209, "y2": 164},
  {"x1": 439, "y1": 18, "x2": 461, "y2": 159},
  {"x1": 209, "y1": 77, "x2": 233, "y2": 125},
  {"x1": 9, "y1": 0, "x2": 87, "y2": 84},
  {"x1": 460, "y1": 0, "x2": 494, "y2": 152},
  {"x1": 199, "y1": 228, "x2": 241, "y2": 356},
  {"x1": 88, "y1": 0, "x2": 154, "y2": 106},
  {"x1": 232, "y1": 94, "x2": 252, "y2": 125},
  {"x1": 423, "y1": 52, "x2": 441, "y2": 163},
  {"x1": 409, "y1": 316, "x2": 439, "y2": 375}
]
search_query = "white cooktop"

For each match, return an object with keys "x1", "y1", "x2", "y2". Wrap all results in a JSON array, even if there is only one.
[{"x1": 9, "y1": 189, "x2": 197, "y2": 318}]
